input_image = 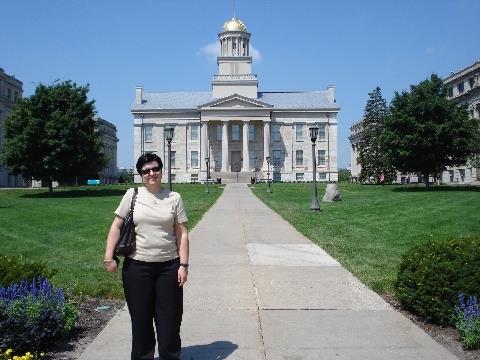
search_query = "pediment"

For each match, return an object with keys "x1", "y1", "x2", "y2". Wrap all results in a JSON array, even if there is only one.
[{"x1": 199, "y1": 94, "x2": 272, "y2": 109}]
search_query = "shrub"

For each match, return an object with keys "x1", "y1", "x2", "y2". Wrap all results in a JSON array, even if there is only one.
[
  {"x1": 0, "y1": 255, "x2": 56, "y2": 287},
  {"x1": 338, "y1": 168, "x2": 352, "y2": 182},
  {"x1": 454, "y1": 293, "x2": 480, "y2": 349},
  {"x1": 395, "y1": 235, "x2": 480, "y2": 325},
  {"x1": 0, "y1": 278, "x2": 78, "y2": 354}
]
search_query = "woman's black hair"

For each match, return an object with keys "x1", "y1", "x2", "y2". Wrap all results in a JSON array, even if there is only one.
[{"x1": 136, "y1": 153, "x2": 163, "y2": 175}]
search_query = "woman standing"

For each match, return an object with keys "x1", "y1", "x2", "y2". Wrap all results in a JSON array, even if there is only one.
[{"x1": 104, "y1": 153, "x2": 189, "y2": 360}]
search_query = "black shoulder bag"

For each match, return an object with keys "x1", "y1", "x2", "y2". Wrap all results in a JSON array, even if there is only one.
[{"x1": 115, "y1": 187, "x2": 138, "y2": 257}]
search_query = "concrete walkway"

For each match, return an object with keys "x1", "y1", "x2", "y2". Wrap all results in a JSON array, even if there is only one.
[{"x1": 79, "y1": 183, "x2": 458, "y2": 360}]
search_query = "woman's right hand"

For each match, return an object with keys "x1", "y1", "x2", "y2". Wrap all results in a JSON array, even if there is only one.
[{"x1": 104, "y1": 260, "x2": 118, "y2": 273}]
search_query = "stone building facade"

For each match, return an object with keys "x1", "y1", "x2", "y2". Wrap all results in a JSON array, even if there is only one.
[
  {"x1": 0, "y1": 67, "x2": 24, "y2": 187},
  {"x1": 96, "y1": 116, "x2": 118, "y2": 184},
  {"x1": 131, "y1": 17, "x2": 339, "y2": 183},
  {"x1": 348, "y1": 121, "x2": 363, "y2": 180},
  {"x1": 443, "y1": 60, "x2": 480, "y2": 183}
]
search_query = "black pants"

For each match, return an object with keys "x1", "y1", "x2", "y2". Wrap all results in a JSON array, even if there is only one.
[{"x1": 122, "y1": 257, "x2": 183, "y2": 360}]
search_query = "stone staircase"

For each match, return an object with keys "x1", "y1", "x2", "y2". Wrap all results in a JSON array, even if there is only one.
[{"x1": 211, "y1": 171, "x2": 264, "y2": 184}]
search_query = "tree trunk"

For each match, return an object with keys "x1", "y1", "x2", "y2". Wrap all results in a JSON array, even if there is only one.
[
  {"x1": 48, "y1": 179, "x2": 53, "y2": 195},
  {"x1": 424, "y1": 173, "x2": 430, "y2": 190}
]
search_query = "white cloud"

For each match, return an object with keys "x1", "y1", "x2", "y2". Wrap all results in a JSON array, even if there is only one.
[
  {"x1": 198, "y1": 41, "x2": 220, "y2": 62},
  {"x1": 250, "y1": 44, "x2": 262, "y2": 61},
  {"x1": 199, "y1": 41, "x2": 262, "y2": 62}
]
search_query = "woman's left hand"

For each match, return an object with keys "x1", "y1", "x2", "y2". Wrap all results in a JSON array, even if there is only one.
[{"x1": 178, "y1": 266, "x2": 188, "y2": 286}]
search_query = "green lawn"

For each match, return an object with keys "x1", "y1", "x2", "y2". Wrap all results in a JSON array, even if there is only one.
[
  {"x1": 251, "y1": 183, "x2": 480, "y2": 296},
  {"x1": 0, "y1": 184, "x2": 223, "y2": 298}
]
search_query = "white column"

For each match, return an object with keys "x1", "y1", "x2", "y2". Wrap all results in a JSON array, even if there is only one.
[
  {"x1": 201, "y1": 121, "x2": 208, "y2": 171},
  {"x1": 263, "y1": 121, "x2": 270, "y2": 170},
  {"x1": 221, "y1": 121, "x2": 229, "y2": 172},
  {"x1": 242, "y1": 120, "x2": 249, "y2": 171}
]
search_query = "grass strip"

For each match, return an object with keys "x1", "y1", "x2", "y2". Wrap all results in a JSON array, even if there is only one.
[
  {"x1": 0, "y1": 184, "x2": 223, "y2": 298},
  {"x1": 250, "y1": 183, "x2": 480, "y2": 295}
]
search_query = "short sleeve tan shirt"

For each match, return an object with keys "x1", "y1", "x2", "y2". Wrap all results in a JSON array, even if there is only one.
[{"x1": 115, "y1": 187, "x2": 188, "y2": 262}]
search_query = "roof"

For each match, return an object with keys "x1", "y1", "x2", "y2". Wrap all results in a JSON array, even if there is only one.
[
  {"x1": 443, "y1": 60, "x2": 480, "y2": 84},
  {"x1": 131, "y1": 91, "x2": 338, "y2": 111},
  {"x1": 258, "y1": 91, "x2": 334, "y2": 109},
  {"x1": 133, "y1": 92, "x2": 212, "y2": 110}
]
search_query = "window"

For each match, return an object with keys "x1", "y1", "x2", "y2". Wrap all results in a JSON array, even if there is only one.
[
  {"x1": 249, "y1": 150, "x2": 255, "y2": 168},
  {"x1": 7, "y1": 88, "x2": 11, "y2": 101},
  {"x1": 191, "y1": 125, "x2": 199, "y2": 140},
  {"x1": 296, "y1": 124, "x2": 303, "y2": 141},
  {"x1": 458, "y1": 82, "x2": 464, "y2": 94},
  {"x1": 144, "y1": 125, "x2": 153, "y2": 142},
  {"x1": 273, "y1": 172, "x2": 281, "y2": 182},
  {"x1": 448, "y1": 86, "x2": 453, "y2": 98},
  {"x1": 214, "y1": 154, "x2": 222, "y2": 171},
  {"x1": 318, "y1": 150, "x2": 326, "y2": 166},
  {"x1": 296, "y1": 173, "x2": 304, "y2": 181},
  {"x1": 273, "y1": 150, "x2": 281, "y2": 166},
  {"x1": 469, "y1": 77, "x2": 475, "y2": 89},
  {"x1": 249, "y1": 124, "x2": 255, "y2": 142},
  {"x1": 191, "y1": 151, "x2": 199, "y2": 167},
  {"x1": 296, "y1": 150, "x2": 303, "y2": 166},
  {"x1": 272, "y1": 125, "x2": 281, "y2": 142},
  {"x1": 318, "y1": 124, "x2": 326, "y2": 139},
  {"x1": 14, "y1": 91, "x2": 19, "y2": 102},
  {"x1": 170, "y1": 151, "x2": 176, "y2": 167},
  {"x1": 319, "y1": 173, "x2": 327, "y2": 181},
  {"x1": 171, "y1": 174, "x2": 176, "y2": 182},
  {"x1": 191, "y1": 174, "x2": 198, "y2": 183},
  {"x1": 232, "y1": 124, "x2": 240, "y2": 141},
  {"x1": 216, "y1": 125, "x2": 222, "y2": 141}
]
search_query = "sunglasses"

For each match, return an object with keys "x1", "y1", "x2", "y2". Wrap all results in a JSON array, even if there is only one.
[{"x1": 141, "y1": 166, "x2": 161, "y2": 175}]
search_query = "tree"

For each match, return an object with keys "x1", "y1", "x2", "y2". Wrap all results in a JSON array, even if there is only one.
[
  {"x1": 118, "y1": 169, "x2": 134, "y2": 184},
  {"x1": 358, "y1": 87, "x2": 397, "y2": 183},
  {"x1": 381, "y1": 74, "x2": 479, "y2": 188},
  {"x1": 1, "y1": 81, "x2": 106, "y2": 194},
  {"x1": 338, "y1": 168, "x2": 351, "y2": 182}
]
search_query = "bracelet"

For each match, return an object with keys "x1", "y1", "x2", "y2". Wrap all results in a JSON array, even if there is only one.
[
  {"x1": 103, "y1": 259, "x2": 114, "y2": 264},
  {"x1": 179, "y1": 263, "x2": 189, "y2": 268}
]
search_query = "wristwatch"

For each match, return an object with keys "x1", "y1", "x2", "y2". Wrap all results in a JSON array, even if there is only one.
[{"x1": 179, "y1": 263, "x2": 189, "y2": 268}]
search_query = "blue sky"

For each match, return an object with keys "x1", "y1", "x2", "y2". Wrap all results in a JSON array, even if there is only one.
[{"x1": 3, "y1": 0, "x2": 479, "y2": 169}]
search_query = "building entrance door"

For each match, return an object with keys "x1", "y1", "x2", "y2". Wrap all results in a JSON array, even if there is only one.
[{"x1": 231, "y1": 151, "x2": 241, "y2": 172}]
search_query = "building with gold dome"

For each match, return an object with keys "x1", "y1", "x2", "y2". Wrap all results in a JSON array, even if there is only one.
[{"x1": 131, "y1": 17, "x2": 340, "y2": 183}]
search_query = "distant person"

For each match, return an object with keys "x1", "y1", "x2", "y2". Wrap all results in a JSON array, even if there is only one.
[
  {"x1": 380, "y1": 173, "x2": 385, "y2": 185},
  {"x1": 104, "y1": 152, "x2": 189, "y2": 360},
  {"x1": 406, "y1": 176, "x2": 410, "y2": 185}
]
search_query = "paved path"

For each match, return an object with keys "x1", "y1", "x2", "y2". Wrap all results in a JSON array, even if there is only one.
[{"x1": 79, "y1": 184, "x2": 458, "y2": 360}]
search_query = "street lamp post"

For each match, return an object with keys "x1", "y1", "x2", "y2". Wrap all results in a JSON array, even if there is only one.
[
  {"x1": 165, "y1": 127, "x2": 174, "y2": 191},
  {"x1": 266, "y1": 156, "x2": 272, "y2": 193},
  {"x1": 309, "y1": 127, "x2": 320, "y2": 210},
  {"x1": 205, "y1": 157, "x2": 210, "y2": 193}
]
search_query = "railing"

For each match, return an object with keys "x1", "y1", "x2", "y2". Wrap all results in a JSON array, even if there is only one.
[{"x1": 212, "y1": 74, "x2": 257, "y2": 81}]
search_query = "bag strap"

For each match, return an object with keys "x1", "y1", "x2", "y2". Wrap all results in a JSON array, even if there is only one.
[{"x1": 129, "y1": 187, "x2": 138, "y2": 213}]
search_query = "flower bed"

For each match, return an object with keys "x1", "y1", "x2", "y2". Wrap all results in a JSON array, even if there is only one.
[{"x1": 0, "y1": 278, "x2": 78, "y2": 356}]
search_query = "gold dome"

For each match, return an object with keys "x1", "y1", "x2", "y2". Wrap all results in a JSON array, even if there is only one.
[{"x1": 221, "y1": 17, "x2": 248, "y2": 32}]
